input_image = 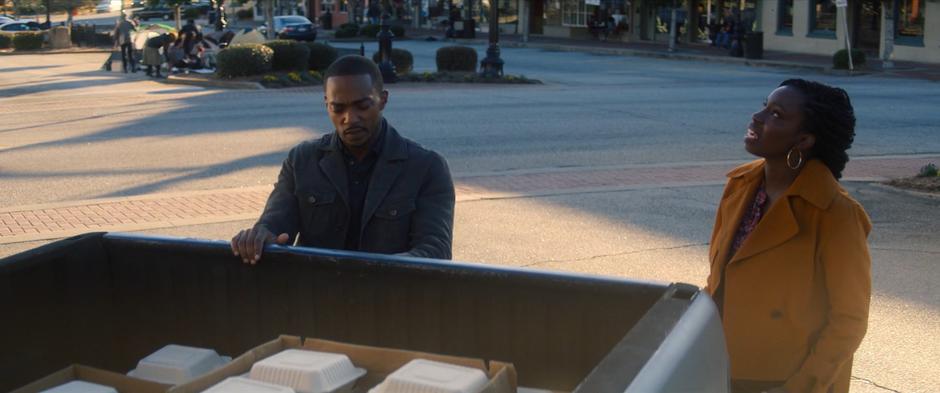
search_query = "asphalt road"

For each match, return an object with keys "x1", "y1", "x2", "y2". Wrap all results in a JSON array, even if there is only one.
[{"x1": 1, "y1": 46, "x2": 938, "y2": 392}]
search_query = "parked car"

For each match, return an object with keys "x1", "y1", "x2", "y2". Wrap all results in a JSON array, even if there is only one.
[
  {"x1": 0, "y1": 21, "x2": 42, "y2": 32},
  {"x1": 133, "y1": 5, "x2": 174, "y2": 20},
  {"x1": 184, "y1": 0, "x2": 213, "y2": 15},
  {"x1": 262, "y1": 15, "x2": 317, "y2": 41},
  {"x1": 0, "y1": 16, "x2": 15, "y2": 24},
  {"x1": 95, "y1": 0, "x2": 122, "y2": 13}
]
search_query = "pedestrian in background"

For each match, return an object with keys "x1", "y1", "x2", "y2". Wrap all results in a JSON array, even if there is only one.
[
  {"x1": 143, "y1": 32, "x2": 175, "y2": 78},
  {"x1": 112, "y1": 12, "x2": 138, "y2": 73},
  {"x1": 706, "y1": 79, "x2": 871, "y2": 393}
]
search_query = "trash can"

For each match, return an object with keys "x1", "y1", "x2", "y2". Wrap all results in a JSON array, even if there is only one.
[
  {"x1": 461, "y1": 18, "x2": 475, "y2": 38},
  {"x1": 745, "y1": 31, "x2": 763, "y2": 59},
  {"x1": 320, "y1": 10, "x2": 333, "y2": 30}
]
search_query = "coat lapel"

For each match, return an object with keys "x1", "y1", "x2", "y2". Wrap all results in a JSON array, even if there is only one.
[
  {"x1": 728, "y1": 195, "x2": 799, "y2": 265},
  {"x1": 726, "y1": 161, "x2": 839, "y2": 265},
  {"x1": 361, "y1": 124, "x2": 409, "y2": 233},
  {"x1": 318, "y1": 136, "x2": 349, "y2": 205},
  {"x1": 713, "y1": 175, "x2": 759, "y2": 270}
]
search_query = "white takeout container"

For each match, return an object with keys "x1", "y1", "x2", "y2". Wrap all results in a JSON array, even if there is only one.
[
  {"x1": 368, "y1": 359, "x2": 488, "y2": 393},
  {"x1": 202, "y1": 376, "x2": 297, "y2": 393},
  {"x1": 39, "y1": 380, "x2": 118, "y2": 393},
  {"x1": 128, "y1": 344, "x2": 231, "y2": 385},
  {"x1": 249, "y1": 349, "x2": 366, "y2": 393}
]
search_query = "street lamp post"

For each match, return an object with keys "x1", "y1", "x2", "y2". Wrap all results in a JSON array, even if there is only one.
[
  {"x1": 479, "y1": 0, "x2": 503, "y2": 77},
  {"x1": 377, "y1": 11, "x2": 398, "y2": 83}
]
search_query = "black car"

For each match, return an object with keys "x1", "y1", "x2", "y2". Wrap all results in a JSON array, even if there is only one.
[
  {"x1": 184, "y1": 1, "x2": 213, "y2": 15},
  {"x1": 133, "y1": 5, "x2": 174, "y2": 21},
  {"x1": 272, "y1": 15, "x2": 317, "y2": 41}
]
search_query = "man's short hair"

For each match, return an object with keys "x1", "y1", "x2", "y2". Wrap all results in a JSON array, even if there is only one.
[{"x1": 324, "y1": 55, "x2": 384, "y2": 93}]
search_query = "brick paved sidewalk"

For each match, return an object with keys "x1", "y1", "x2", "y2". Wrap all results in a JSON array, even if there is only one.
[{"x1": 2, "y1": 155, "x2": 937, "y2": 245}]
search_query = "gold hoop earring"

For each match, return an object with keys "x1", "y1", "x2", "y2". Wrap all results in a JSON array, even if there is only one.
[{"x1": 787, "y1": 148, "x2": 804, "y2": 170}]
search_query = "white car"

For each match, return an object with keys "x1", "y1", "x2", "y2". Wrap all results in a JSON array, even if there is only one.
[
  {"x1": 0, "y1": 21, "x2": 41, "y2": 31},
  {"x1": 96, "y1": 0, "x2": 122, "y2": 13}
]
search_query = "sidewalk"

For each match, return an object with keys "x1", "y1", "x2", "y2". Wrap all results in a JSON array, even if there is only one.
[
  {"x1": 390, "y1": 26, "x2": 940, "y2": 81},
  {"x1": 2, "y1": 154, "x2": 937, "y2": 245}
]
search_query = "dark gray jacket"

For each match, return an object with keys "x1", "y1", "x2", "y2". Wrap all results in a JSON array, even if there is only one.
[{"x1": 257, "y1": 122, "x2": 455, "y2": 259}]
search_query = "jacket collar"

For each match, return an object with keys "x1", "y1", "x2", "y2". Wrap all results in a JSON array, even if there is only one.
[
  {"x1": 727, "y1": 158, "x2": 840, "y2": 210},
  {"x1": 721, "y1": 158, "x2": 842, "y2": 265}
]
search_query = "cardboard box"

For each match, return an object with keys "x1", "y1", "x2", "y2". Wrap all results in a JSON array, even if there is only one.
[
  {"x1": 302, "y1": 338, "x2": 517, "y2": 393},
  {"x1": 171, "y1": 335, "x2": 517, "y2": 393},
  {"x1": 169, "y1": 336, "x2": 304, "y2": 393},
  {"x1": 11, "y1": 365, "x2": 171, "y2": 393}
]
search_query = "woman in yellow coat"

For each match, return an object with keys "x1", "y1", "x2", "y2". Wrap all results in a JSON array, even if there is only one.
[{"x1": 706, "y1": 79, "x2": 872, "y2": 393}]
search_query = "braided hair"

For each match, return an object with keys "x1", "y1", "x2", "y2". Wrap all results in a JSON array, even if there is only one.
[{"x1": 779, "y1": 79, "x2": 856, "y2": 179}]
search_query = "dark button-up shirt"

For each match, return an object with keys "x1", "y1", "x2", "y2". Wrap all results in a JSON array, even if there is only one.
[{"x1": 342, "y1": 126, "x2": 386, "y2": 250}]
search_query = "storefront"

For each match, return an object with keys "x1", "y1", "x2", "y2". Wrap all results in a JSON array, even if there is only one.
[
  {"x1": 533, "y1": 0, "x2": 633, "y2": 39},
  {"x1": 760, "y1": 0, "x2": 937, "y2": 64}
]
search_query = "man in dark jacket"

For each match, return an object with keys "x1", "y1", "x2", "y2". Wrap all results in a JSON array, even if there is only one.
[{"x1": 231, "y1": 55, "x2": 455, "y2": 263}]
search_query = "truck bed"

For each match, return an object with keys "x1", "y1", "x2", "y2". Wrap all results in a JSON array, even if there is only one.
[{"x1": 0, "y1": 232, "x2": 727, "y2": 392}]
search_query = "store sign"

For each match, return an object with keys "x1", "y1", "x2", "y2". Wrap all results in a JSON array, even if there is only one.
[
  {"x1": 586, "y1": 0, "x2": 601, "y2": 5},
  {"x1": 835, "y1": 0, "x2": 847, "y2": 7}
]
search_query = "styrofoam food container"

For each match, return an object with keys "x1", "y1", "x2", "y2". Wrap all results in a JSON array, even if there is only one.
[
  {"x1": 127, "y1": 344, "x2": 231, "y2": 385},
  {"x1": 202, "y1": 377, "x2": 297, "y2": 393},
  {"x1": 368, "y1": 359, "x2": 488, "y2": 393},
  {"x1": 249, "y1": 349, "x2": 366, "y2": 393},
  {"x1": 39, "y1": 381, "x2": 118, "y2": 393}
]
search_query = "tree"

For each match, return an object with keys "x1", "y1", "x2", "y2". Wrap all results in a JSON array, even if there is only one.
[{"x1": 51, "y1": 0, "x2": 97, "y2": 31}]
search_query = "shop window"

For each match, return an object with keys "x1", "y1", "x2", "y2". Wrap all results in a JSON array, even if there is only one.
[
  {"x1": 544, "y1": 0, "x2": 563, "y2": 26},
  {"x1": 562, "y1": 0, "x2": 588, "y2": 26},
  {"x1": 777, "y1": 0, "x2": 792, "y2": 35},
  {"x1": 895, "y1": 0, "x2": 924, "y2": 46},
  {"x1": 808, "y1": 0, "x2": 836, "y2": 38}
]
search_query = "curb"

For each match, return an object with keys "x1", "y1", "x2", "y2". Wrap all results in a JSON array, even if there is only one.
[
  {"x1": 165, "y1": 74, "x2": 264, "y2": 90},
  {"x1": 0, "y1": 48, "x2": 113, "y2": 56},
  {"x1": 868, "y1": 182, "x2": 940, "y2": 200}
]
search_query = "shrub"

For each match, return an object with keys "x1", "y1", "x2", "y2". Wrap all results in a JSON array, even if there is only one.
[
  {"x1": 13, "y1": 32, "x2": 44, "y2": 50},
  {"x1": 236, "y1": 8, "x2": 253, "y2": 19},
  {"x1": 0, "y1": 33, "x2": 11, "y2": 49},
  {"x1": 359, "y1": 24, "x2": 405, "y2": 38},
  {"x1": 216, "y1": 43, "x2": 274, "y2": 77},
  {"x1": 307, "y1": 70, "x2": 322, "y2": 81},
  {"x1": 917, "y1": 163, "x2": 939, "y2": 178},
  {"x1": 334, "y1": 23, "x2": 359, "y2": 38},
  {"x1": 833, "y1": 49, "x2": 866, "y2": 70},
  {"x1": 436, "y1": 45, "x2": 477, "y2": 72},
  {"x1": 263, "y1": 39, "x2": 310, "y2": 71},
  {"x1": 306, "y1": 42, "x2": 338, "y2": 71},
  {"x1": 359, "y1": 23, "x2": 380, "y2": 38},
  {"x1": 287, "y1": 71, "x2": 302, "y2": 83},
  {"x1": 372, "y1": 48, "x2": 413, "y2": 74}
]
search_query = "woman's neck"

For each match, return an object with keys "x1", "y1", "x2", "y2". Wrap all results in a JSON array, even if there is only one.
[{"x1": 763, "y1": 158, "x2": 802, "y2": 203}]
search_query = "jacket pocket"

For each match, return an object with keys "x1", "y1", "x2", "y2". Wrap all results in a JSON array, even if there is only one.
[
  {"x1": 364, "y1": 198, "x2": 416, "y2": 252},
  {"x1": 295, "y1": 190, "x2": 341, "y2": 240},
  {"x1": 373, "y1": 198, "x2": 417, "y2": 220}
]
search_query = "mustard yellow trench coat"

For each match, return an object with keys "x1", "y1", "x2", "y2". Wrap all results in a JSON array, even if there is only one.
[{"x1": 706, "y1": 159, "x2": 872, "y2": 393}]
